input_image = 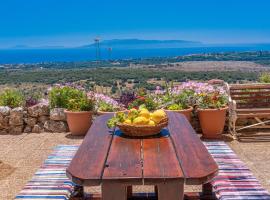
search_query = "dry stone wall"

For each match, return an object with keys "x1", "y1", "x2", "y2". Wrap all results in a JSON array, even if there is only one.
[
  {"x1": 0, "y1": 104, "x2": 68, "y2": 134},
  {"x1": 0, "y1": 104, "x2": 229, "y2": 134}
]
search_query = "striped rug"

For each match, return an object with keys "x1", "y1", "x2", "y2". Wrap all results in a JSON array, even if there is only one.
[
  {"x1": 15, "y1": 145, "x2": 79, "y2": 200},
  {"x1": 15, "y1": 143, "x2": 270, "y2": 200},
  {"x1": 204, "y1": 141, "x2": 270, "y2": 200}
]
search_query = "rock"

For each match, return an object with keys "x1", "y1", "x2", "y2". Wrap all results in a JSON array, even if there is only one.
[
  {"x1": 38, "y1": 103, "x2": 50, "y2": 116},
  {"x1": 24, "y1": 117, "x2": 37, "y2": 127},
  {"x1": 32, "y1": 124, "x2": 43, "y2": 133},
  {"x1": 28, "y1": 105, "x2": 39, "y2": 117},
  {"x1": 50, "y1": 108, "x2": 66, "y2": 121},
  {"x1": 0, "y1": 115, "x2": 9, "y2": 129},
  {"x1": 28, "y1": 103, "x2": 50, "y2": 117},
  {"x1": 23, "y1": 110, "x2": 28, "y2": 118},
  {"x1": 9, "y1": 125, "x2": 24, "y2": 134},
  {"x1": 23, "y1": 126, "x2": 32, "y2": 133},
  {"x1": 38, "y1": 115, "x2": 49, "y2": 124},
  {"x1": 44, "y1": 120, "x2": 68, "y2": 133},
  {"x1": 0, "y1": 106, "x2": 11, "y2": 116},
  {"x1": 9, "y1": 107, "x2": 24, "y2": 126}
]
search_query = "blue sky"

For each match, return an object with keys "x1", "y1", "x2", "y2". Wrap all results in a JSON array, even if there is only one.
[{"x1": 1, "y1": 0, "x2": 270, "y2": 48}]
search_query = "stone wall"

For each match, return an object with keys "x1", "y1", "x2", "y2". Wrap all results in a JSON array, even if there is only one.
[
  {"x1": 0, "y1": 104, "x2": 68, "y2": 134},
  {"x1": 0, "y1": 103, "x2": 229, "y2": 134}
]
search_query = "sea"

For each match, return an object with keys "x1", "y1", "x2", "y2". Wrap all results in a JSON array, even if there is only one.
[{"x1": 1, "y1": 45, "x2": 270, "y2": 64}]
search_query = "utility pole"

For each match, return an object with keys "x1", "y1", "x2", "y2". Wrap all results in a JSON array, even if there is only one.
[
  {"x1": 108, "y1": 47, "x2": 112, "y2": 61},
  {"x1": 94, "y1": 37, "x2": 101, "y2": 62}
]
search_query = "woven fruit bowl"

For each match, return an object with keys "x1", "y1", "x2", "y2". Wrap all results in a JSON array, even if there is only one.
[{"x1": 117, "y1": 117, "x2": 168, "y2": 137}]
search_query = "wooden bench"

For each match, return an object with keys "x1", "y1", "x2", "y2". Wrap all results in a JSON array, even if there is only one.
[
  {"x1": 204, "y1": 141, "x2": 270, "y2": 200},
  {"x1": 226, "y1": 83, "x2": 270, "y2": 138}
]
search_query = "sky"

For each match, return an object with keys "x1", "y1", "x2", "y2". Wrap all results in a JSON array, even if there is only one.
[{"x1": 0, "y1": 0, "x2": 270, "y2": 48}]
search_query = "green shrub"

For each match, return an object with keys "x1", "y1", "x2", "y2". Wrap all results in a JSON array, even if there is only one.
[
  {"x1": 49, "y1": 86, "x2": 94, "y2": 111},
  {"x1": 0, "y1": 89, "x2": 24, "y2": 108},
  {"x1": 66, "y1": 95, "x2": 94, "y2": 112},
  {"x1": 259, "y1": 72, "x2": 270, "y2": 83}
]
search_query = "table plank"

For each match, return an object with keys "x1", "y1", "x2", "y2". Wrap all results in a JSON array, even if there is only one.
[
  {"x1": 143, "y1": 135, "x2": 184, "y2": 184},
  {"x1": 167, "y1": 112, "x2": 218, "y2": 185},
  {"x1": 66, "y1": 114, "x2": 114, "y2": 186},
  {"x1": 103, "y1": 130, "x2": 142, "y2": 183}
]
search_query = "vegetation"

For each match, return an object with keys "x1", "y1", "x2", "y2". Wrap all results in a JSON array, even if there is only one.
[
  {"x1": 163, "y1": 91, "x2": 193, "y2": 110},
  {"x1": 1, "y1": 51, "x2": 270, "y2": 97},
  {"x1": 128, "y1": 96, "x2": 158, "y2": 111},
  {"x1": 196, "y1": 86, "x2": 228, "y2": 109},
  {"x1": 259, "y1": 72, "x2": 270, "y2": 83},
  {"x1": 0, "y1": 89, "x2": 24, "y2": 108},
  {"x1": 49, "y1": 86, "x2": 94, "y2": 111},
  {"x1": 66, "y1": 94, "x2": 94, "y2": 112},
  {"x1": 94, "y1": 93, "x2": 124, "y2": 112},
  {"x1": 0, "y1": 68, "x2": 259, "y2": 88}
]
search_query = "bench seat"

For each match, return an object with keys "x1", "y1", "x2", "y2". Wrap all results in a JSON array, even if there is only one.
[
  {"x1": 204, "y1": 141, "x2": 270, "y2": 200},
  {"x1": 227, "y1": 83, "x2": 270, "y2": 138},
  {"x1": 15, "y1": 145, "x2": 79, "y2": 200}
]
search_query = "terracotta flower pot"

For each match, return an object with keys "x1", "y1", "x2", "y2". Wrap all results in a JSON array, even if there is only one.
[
  {"x1": 65, "y1": 111, "x2": 93, "y2": 136},
  {"x1": 165, "y1": 106, "x2": 193, "y2": 122},
  {"x1": 197, "y1": 107, "x2": 228, "y2": 139}
]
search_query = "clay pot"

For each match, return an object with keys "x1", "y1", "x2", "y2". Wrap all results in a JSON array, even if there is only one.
[
  {"x1": 165, "y1": 106, "x2": 193, "y2": 122},
  {"x1": 65, "y1": 111, "x2": 93, "y2": 136},
  {"x1": 197, "y1": 107, "x2": 228, "y2": 139}
]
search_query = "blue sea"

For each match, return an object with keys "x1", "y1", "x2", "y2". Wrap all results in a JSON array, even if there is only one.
[{"x1": 1, "y1": 45, "x2": 270, "y2": 64}]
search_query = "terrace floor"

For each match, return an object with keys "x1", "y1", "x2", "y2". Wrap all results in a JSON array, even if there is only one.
[{"x1": 0, "y1": 131, "x2": 270, "y2": 200}]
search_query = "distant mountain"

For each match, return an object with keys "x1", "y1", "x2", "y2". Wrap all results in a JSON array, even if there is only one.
[
  {"x1": 81, "y1": 39, "x2": 203, "y2": 49},
  {"x1": 10, "y1": 45, "x2": 65, "y2": 49},
  {"x1": 12, "y1": 45, "x2": 31, "y2": 49}
]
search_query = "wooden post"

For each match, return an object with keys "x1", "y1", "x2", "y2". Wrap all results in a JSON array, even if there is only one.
[
  {"x1": 157, "y1": 180, "x2": 184, "y2": 200},
  {"x1": 102, "y1": 182, "x2": 127, "y2": 200}
]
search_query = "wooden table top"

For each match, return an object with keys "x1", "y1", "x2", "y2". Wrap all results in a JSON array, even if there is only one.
[{"x1": 66, "y1": 112, "x2": 218, "y2": 186}]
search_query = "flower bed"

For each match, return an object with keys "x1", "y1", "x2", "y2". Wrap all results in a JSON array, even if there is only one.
[{"x1": 0, "y1": 81, "x2": 230, "y2": 134}]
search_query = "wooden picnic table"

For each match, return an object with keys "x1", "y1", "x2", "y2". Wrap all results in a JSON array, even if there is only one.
[{"x1": 67, "y1": 112, "x2": 218, "y2": 200}]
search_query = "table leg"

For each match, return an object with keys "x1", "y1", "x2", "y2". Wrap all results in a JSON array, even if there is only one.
[
  {"x1": 70, "y1": 185, "x2": 85, "y2": 200},
  {"x1": 157, "y1": 180, "x2": 184, "y2": 200},
  {"x1": 102, "y1": 182, "x2": 127, "y2": 200},
  {"x1": 202, "y1": 182, "x2": 213, "y2": 196},
  {"x1": 127, "y1": 186, "x2": 133, "y2": 198}
]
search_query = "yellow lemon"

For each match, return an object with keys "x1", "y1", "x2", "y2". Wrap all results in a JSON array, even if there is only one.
[
  {"x1": 133, "y1": 117, "x2": 149, "y2": 125},
  {"x1": 139, "y1": 109, "x2": 150, "y2": 119},
  {"x1": 151, "y1": 109, "x2": 166, "y2": 124},
  {"x1": 124, "y1": 119, "x2": 132, "y2": 125},
  {"x1": 148, "y1": 120, "x2": 156, "y2": 126}
]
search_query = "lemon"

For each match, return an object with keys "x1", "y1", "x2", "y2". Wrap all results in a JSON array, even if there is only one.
[
  {"x1": 151, "y1": 109, "x2": 166, "y2": 124},
  {"x1": 139, "y1": 109, "x2": 150, "y2": 119},
  {"x1": 133, "y1": 117, "x2": 149, "y2": 125},
  {"x1": 148, "y1": 120, "x2": 156, "y2": 126},
  {"x1": 124, "y1": 119, "x2": 132, "y2": 125}
]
